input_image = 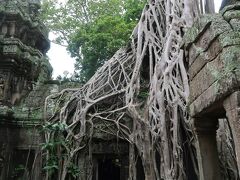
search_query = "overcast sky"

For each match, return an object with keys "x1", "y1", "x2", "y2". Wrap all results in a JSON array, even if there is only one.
[
  {"x1": 47, "y1": 34, "x2": 75, "y2": 78},
  {"x1": 47, "y1": 0, "x2": 223, "y2": 79}
]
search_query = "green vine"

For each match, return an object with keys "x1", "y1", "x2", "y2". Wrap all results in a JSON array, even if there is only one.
[{"x1": 41, "y1": 122, "x2": 80, "y2": 178}]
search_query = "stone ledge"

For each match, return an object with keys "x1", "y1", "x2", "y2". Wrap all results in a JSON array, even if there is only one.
[{"x1": 190, "y1": 78, "x2": 240, "y2": 117}]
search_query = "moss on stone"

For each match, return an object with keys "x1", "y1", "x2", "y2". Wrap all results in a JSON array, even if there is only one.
[
  {"x1": 223, "y1": 10, "x2": 240, "y2": 21},
  {"x1": 221, "y1": 2, "x2": 240, "y2": 16},
  {"x1": 183, "y1": 26, "x2": 199, "y2": 47},
  {"x1": 37, "y1": 56, "x2": 53, "y2": 83},
  {"x1": 183, "y1": 13, "x2": 231, "y2": 49},
  {"x1": 220, "y1": 45, "x2": 240, "y2": 64},
  {"x1": 0, "y1": 106, "x2": 14, "y2": 118},
  {"x1": 219, "y1": 31, "x2": 240, "y2": 47},
  {"x1": 230, "y1": 18, "x2": 240, "y2": 31}
]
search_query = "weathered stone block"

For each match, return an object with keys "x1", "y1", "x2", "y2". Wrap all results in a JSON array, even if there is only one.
[
  {"x1": 182, "y1": 24, "x2": 199, "y2": 48},
  {"x1": 3, "y1": 44, "x2": 20, "y2": 55},
  {"x1": 190, "y1": 55, "x2": 223, "y2": 103},
  {"x1": 187, "y1": 21, "x2": 231, "y2": 67},
  {"x1": 189, "y1": 41, "x2": 240, "y2": 115},
  {"x1": 190, "y1": 47, "x2": 240, "y2": 114},
  {"x1": 190, "y1": 82, "x2": 221, "y2": 116},
  {"x1": 219, "y1": 31, "x2": 240, "y2": 47},
  {"x1": 223, "y1": 9, "x2": 240, "y2": 21},
  {"x1": 190, "y1": 70, "x2": 239, "y2": 117},
  {"x1": 230, "y1": 18, "x2": 240, "y2": 31},
  {"x1": 189, "y1": 39, "x2": 222, "y2": 80},
  {"x1": 194, "y1": 26, "x2": 215, "y2": 51}
]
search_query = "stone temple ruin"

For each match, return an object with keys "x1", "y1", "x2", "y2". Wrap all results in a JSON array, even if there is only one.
[
  {"x1": 184, "y1": 4, "x2": 240, "y2": 179},
  {"x1": 1, "y1": 0, "x2": 240, "y2": 180},
  {"x1": 0, "y1": 0, "x2": 51, "y2": 179}
]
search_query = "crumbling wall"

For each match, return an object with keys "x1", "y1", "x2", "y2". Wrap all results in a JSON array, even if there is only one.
[{"x1": 183, "y1": 3, "x2": 240, "y2": 179}]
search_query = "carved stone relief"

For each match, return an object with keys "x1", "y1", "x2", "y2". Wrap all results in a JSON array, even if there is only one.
[
  {"x1": 0, "y1": 75, "x2": 5, "y2": 101},
  {"x1": 0, "y1": 143, "x2": 7, "y2": 178},
  {"x1": 1, "y1": 23, "x2": 7, "y2": 36}
]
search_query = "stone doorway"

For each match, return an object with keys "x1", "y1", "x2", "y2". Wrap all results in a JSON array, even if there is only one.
[
  {"x1": 91, "y1": 140, "x2": 129, "y2": 180},
  {"x1": 92, "y1": 154, "x2": 128, "y2": 180},
  {"x1": 98, "y1": 158, "x2": 120, "y2": 180}
]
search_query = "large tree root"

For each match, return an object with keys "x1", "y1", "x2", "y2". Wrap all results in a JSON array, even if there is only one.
[{"x1": 43, "y1": 0, "x2": 201, "y2": 179}]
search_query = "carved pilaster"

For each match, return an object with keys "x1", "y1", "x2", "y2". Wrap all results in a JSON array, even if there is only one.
[{"x1": 0, "y1": 75, "x2": 5, "y2": 102}]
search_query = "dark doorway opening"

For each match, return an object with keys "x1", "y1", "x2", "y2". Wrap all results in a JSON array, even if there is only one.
[
  {"x1": 136, "y1": 156, "x2": 145, "y2": 180},
  {"x1": 10, "y1": 149, "x2": 35, "y2": 180},
  {"x1": 98, "y1": 158, "x2": 120, "y2": 180}
]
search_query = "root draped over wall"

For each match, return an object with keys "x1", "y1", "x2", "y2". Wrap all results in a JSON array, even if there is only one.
[{"x1": 44, "y1": 0, "x2": 200, "y2": 179}]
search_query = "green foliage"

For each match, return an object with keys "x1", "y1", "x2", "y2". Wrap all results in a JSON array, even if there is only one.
[
  {"x1": 11, "y1": 164, "x2": 26, "y2": 179},
  {"x1": 43, "y1": 155, "x2": 59, "y2": 176},
  {"x1": 67, "y1": 162, "x2": 81, "y2": 178},
  {"x1": 43, "y1": 157, "x2": 58, "y2": 171},
  {"x1": 41, "y1": 0, "x2": 146, "y2": 82},
  {"x1": 41, "y1": 121, "x2": 82, "y2": 178},
  {"x1": 43, "y1": 122, "x2": 68, "y2": 132},
  {"x1": 41, "y1": 122, "x2": 68, "y2": 176},
  {"x1": 137, "y1": 91, "x2": 149, "y2": 100},
  {"x1": 56, "y1": 70, "x2": 82, "y2": 82}
]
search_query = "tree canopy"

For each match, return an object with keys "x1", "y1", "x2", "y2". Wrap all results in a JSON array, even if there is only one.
[{"x1": 41, "y1": 0, "x2": 146, "y2": 82}]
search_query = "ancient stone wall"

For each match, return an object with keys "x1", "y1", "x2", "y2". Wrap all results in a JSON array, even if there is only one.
[
  {"x1": 0, "y1": 0, "x2": 52, "y2": 179},
  {"x1": 183, "y1": 3, "x2": 240, "y2": 179}
]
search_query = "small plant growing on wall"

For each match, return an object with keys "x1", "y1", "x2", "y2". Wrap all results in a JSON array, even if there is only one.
[
  {"x1": 11, "y1": 164, "x2": 26, "y2": 179},
  {"x1": 41, "y1": 122, "x2": 81, "y2": 179}
]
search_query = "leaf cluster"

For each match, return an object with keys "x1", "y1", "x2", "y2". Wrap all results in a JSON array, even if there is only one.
[
  {"x1": 41, "y1": 0, "x2": 146, "y2": 82},
  {"x1": 43, "y1": 122, "x2": 68, "y2": 132},
  {"x1": 41, "y1": 122, "x2": 69, "y2": 176}
]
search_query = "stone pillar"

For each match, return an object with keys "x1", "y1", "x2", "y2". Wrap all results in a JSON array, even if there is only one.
[
  {"x1": 223, "y1": 91, "x2": 240, "y2": 174},
  {"x1": 194, "y1": 118, "x2": 222, "y2": 180}
]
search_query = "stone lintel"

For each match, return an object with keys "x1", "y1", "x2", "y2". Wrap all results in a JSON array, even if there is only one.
[{"x1": 190, "y1": 72, "x2": 239, "y2": 117}]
